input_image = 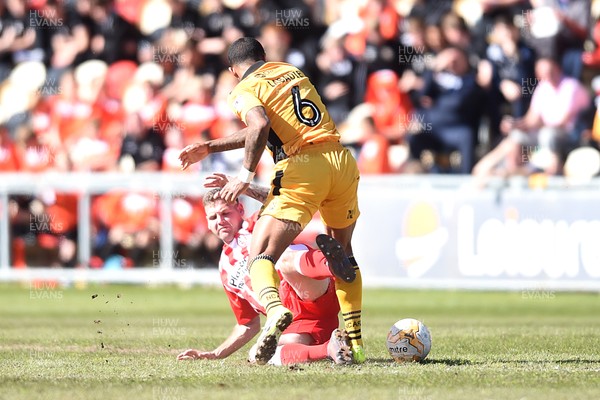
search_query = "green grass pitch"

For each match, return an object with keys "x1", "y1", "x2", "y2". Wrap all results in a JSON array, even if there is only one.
[{"x1": 1, "y1": 283, "x2": 599, "y2": 400}]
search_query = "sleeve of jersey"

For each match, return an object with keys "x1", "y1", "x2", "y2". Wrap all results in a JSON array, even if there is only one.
[
  {"x1": 224, "y1": 288, "x2": 259, "y2": 325},
  {"x1": 228, "y1": 88, "x2": 264, "y2": 125}
]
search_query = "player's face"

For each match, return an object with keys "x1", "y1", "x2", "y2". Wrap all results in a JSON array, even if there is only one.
[{"x1": 205, "y1": 200, "x2": 244, "y2": 244}]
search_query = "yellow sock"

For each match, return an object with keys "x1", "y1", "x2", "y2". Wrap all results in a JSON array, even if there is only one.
[
  {"x1": 250, "y1": 257, "x2": 284, "y2": 317},
  {"x1": 335, "y1": 256, "x2": 363, "y2": 348}
]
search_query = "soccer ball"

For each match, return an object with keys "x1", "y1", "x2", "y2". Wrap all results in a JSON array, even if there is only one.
[{"x1": 386, "y1": 318, "x2": 431, "y2": 362}]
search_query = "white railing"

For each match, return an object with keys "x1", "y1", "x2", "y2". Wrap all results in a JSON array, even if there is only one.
[{"x1": 0, "y1": 172, "x2": 224, "y2": 285}]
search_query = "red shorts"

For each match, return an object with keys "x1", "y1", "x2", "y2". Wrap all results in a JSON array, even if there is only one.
[{"x1": 279, "y1": 279, "x2": 340, "y2": 345}]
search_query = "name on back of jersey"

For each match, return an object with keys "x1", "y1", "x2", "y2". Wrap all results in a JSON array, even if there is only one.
[{"x1": 267, "y1": 69, "x2": 305, "y2": 87}]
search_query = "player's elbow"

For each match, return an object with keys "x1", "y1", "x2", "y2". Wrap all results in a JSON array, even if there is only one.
[
  {"x1": 254, "y1": 116, "x2": 270, "y2": 133},
  {"x1": 246, "y1": 107, "x2": 271, "y2": 132}
]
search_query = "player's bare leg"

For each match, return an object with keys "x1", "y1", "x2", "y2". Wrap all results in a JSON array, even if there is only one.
[
  {"x1": 326, "y1": 222, "x2": 365, "y2": 363},
  {"x1": 277, "y1": 239, "x2": 357, "y2": 301},
  {"x1": 273, "y1": 330, "x2": 352, "y2": 365},
  {"x1": 249, "y1": 331, "x2": 350, "y2": 366},
  {"x1": 277, "y1": 248, "x2": 330, "y2": 301},
  {"x1": 248, "y1": 215, "x2": 301, "y2": 365}
]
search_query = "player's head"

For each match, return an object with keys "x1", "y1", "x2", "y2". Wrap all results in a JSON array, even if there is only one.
[
  {"x1": 203, "y1": 189, "x2": 245, "y2": 244},
  {"x1": 227, "y1": 37, "x2": 266, "y2": 79}
]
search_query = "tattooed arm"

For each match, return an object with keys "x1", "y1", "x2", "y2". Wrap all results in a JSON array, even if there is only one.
[
  {"x1": 244, "y1": 183, "x2": 269, "y2": 204},
  {"x1": 218, "y1": 106, "x2": 270, "y2": 203},
  {"x1": 179, "y1": 106, "x2": 270, "y2": 171},
  {"x1": 204, "y1": 173, "x2": 270, "y2": 204}
]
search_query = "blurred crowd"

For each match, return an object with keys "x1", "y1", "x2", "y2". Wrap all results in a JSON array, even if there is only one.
[{"x1": 2, "y1": 0, "x2": 600, "y2": 268}]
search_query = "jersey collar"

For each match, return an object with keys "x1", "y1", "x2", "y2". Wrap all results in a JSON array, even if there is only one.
[{"x1": 241, "y1": 60, "x2": 266, "y2": 80}]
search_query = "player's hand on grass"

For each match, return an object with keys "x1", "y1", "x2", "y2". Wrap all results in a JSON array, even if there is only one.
[
  {"x1": 177, "y1": 349, "x2": 218, "y2": 360},
  {"x1": 204, "y1": 173, "x2": 230, "y2": 189},
  {"x1": 179, "y1": 142, "x2": 209, "y2": 170},
  {"x1": 219, "y1": 177, "x2": 249, "y2": 203}
]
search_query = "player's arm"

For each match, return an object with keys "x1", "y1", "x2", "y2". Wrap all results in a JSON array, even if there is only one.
[
  {"x1": 210, "y1": 316, "x2": 261, "y2": 358},
  {"x1": 177, "y1": 316, "x2": 260, "y2": 360},
  {"x1": 179, "y1": 130, "x2": 246, "y2": 170},
  {"x1": 205, "y1": 173, "x2": 269, "y2": 204},
  {"x1": 219, "y1": 106, "x2": 271, "y2": 203},
  {"x1": 244, "y1": 183, "x2": 269, "y2": 204},
  {"x1": 178, "y1": 106, "x2": 270, "y2": 171}
]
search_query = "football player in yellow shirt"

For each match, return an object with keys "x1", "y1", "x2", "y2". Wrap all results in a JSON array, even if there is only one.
[{"x1": 179, "y1": 37, "x2": 364, "y2": 364}]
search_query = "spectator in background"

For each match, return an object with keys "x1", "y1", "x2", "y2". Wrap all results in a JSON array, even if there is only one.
[
  {"x1": 470, "y1": 0, "x2": 531, "y2": 57},
  {"x1": 168, "y1": 0, "x2": 202, "y2": 38},
  {"x1": 208, "y1": 71, "x2": 245, "y2": 177},
  {"x1": 42, "y1": 0, "x2": 89, "y2": 80},
  {"x1": 15, "y1": 125, "x2": 55, "y2": 173},
  {"x1": 210, "y1": 70, "x2": 239, "y2": 138},
  {"x1": 3, "y1": 0, "x2": 39, "y2": 65},
  {"x1": 408, "y1": 46, "x2": 485, "y2": 173},
  {"x1": 364, "y1": 69, "x2": 413, "y2": 143},
  {"x1": 195, "y1": 0, "x2": 243, "y2": 72},
  {"x1": 315, "y1": 36, "x2": 356, "y2": 125},
  {"x1": 399, "y1": 15, "x2": 445, "y2": 116},
  {"x1": 33, "y1": 191, "x2": 79, "y2": 268},
  {"x1": 119, "y1": 112, "x2": 165, "y2": 172},
  {"x1": 524, "y1": 0, "x2": 590, "y2": 79},
  {"x1": 170, "y1": 195, "x2": 220, "y2": 268},
  {"x1": 89, "y1": 0, "x2": 141, "y2": 64},
  {"x1": 259, "y1": 23, "x2": 309, "y2": 70},
  {"x1": 423, "y1": 18, "x2": 448, "y2": 55},
  {"x1": 354, "y1": 115, "x2": 393, "y2": 174},
  {"x1": 0, "y1": 0, "x2": 32, "y2": 82},
  {"x1": 440, "y1": 11, "x2": 472, "y2": 53},
  {"x1": 477, "y1": 15, "x2": 536, "y2": 140},
  {"x1": 359, "y1": 0, "x2": 403, "y2": 75},
  {"x1": 40, "y1": 70, "x2": 98, "y2": 159},
  {"x1": 67, "y1": 118, "x2": 114, "y2": 172},
  {"x1": 228, "y1": 0, "x2": 274, "y2": 38},
  {"x1": 9, "y1": 194, "x2": 38, "y2": 268},
  {"x1": 162, "y1": 126, "x2": 189, "y2": 172},
  {"x1": 66, "y1": 0, "x2": 98, "y2": 65},
  {"x1": 92, "y1": 190, "x2": 159, "y2": 267},
  {"x1": 163, "y1": 73, "x2": 217, "y2": 144},
  {"x1": 473, "y1": 57, "x2": 590, "y2": 177}
]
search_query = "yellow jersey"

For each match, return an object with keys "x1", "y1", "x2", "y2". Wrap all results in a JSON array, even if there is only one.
[{"x1": 227, "y1": 61, "x2": 340, "y2": 162}]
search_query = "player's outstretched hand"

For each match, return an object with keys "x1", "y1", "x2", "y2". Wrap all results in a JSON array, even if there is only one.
[
  {"x1": 179, "y1": 142, "x2": 209, "y2": 170},
  {"x1": 177, "y1": 349, "x2": 218, "y2": 360},
  {"x1": 204, "y1": 173, "x2": 230, "y2": 189},
  {"x1": 219, "y1": 177, "x2": 249, "y2": 203}
]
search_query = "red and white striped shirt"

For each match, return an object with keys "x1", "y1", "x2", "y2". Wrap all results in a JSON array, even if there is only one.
[
  {"x1": 218, "y1": 217, "x2": 310, "y2": 325},
  {"x1": 218, "y1": 220, "x2": 264, "y2": 325}
]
